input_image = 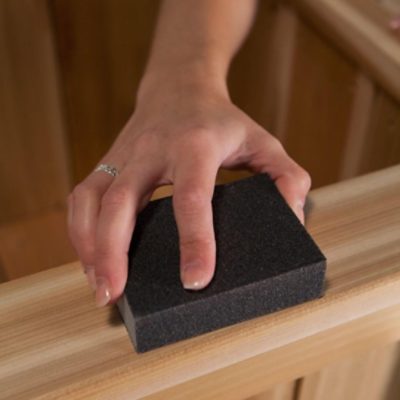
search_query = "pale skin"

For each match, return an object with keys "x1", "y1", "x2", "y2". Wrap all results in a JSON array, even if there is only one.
[{"x1": 67, "y1": 0, "x2": 312, "y2": 307}]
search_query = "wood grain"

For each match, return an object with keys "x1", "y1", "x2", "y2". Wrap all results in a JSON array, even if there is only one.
[
  {"x1": 0, "y1": 207, "x2": 76, "y2": 281},
  {"x1": 358, "y1": 89, "x2": 400, "y2": 175},
  {"x1": 298, "y1": 342, "x2": 400, "y2": 400},
  {"x1": 228, "y1": 0, "x2": 279, "y2": 135},
  {"x1": 146, "y1": 305, "x2": 400, "y2": 400},
  {"x1": 0, "y1": 0, "x2": 71, "y2": 223},
  {"x1": 0, "y1": 164, "x2": 399, "y2": 399},
  {"x1": 245, "y1": 380, "x2": 297, "y2": 400},
  {"x1": 348, "y1": 0, "x2": 400, "y2": 39},
  {"x1": 50, "y1": 0, "x2": 160, "y2": 183},
  {"x1": 339, "y1": 73, "x2": 375, "y2": 180},
  {"x1": 283, "y1": 17, "x2": 356, "y2": 188},
  {"x1": 293, "y1": 0, "x2": 400, "y2": 103},
  {"x1": 263, "y1": 3, "x2": 299, "y2": 143}
]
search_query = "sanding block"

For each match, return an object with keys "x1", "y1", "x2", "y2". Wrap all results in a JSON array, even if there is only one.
[{"x1": 117, "y1": 173, "x2": 327, "y2": 353}]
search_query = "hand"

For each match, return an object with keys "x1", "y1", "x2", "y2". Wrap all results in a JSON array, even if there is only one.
[{"x1": 67, "y1": 78, "x2": 311, "y2": 307}]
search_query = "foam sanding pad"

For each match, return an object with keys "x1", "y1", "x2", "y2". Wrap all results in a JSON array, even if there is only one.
[{"x1": 117, "y1": 173, "x2": 327, "y2": 353}]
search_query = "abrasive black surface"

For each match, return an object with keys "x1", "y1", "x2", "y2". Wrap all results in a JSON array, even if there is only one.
[{"x1": 116, "y1": 173, "x2": 327, "y2": 353}]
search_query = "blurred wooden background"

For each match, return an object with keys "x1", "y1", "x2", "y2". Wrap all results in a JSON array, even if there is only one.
[{"x1": 0, "y1": 0, "x2": 399, "y2": 282}]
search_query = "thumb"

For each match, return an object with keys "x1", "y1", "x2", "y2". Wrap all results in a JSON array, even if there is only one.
[
  {"x1": 274, "y1": 171, "x2": 311, "y2": 224},
  {"x1": 244, "y1": 132, "x2": 312, "y2": 224}
]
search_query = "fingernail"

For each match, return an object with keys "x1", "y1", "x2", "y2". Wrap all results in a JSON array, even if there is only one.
[
  {"x1": 84, "y1": 266, "x2": 97, "y2": 291},
  {"x1": 95, "y1": 277, "x2": 111, "y2": 307},
  {"x1": 181, "y1": 260, "x2": 208, "y2": 290}
]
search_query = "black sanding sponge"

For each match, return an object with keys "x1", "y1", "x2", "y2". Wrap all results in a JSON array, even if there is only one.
[{"x1": 117, "y1": 173, "x2": 326, "y2": 353}]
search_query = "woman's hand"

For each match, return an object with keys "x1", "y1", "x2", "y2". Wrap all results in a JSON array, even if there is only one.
[{"x1": 67, "y1": 77, "x2": 311, "y2": 307}]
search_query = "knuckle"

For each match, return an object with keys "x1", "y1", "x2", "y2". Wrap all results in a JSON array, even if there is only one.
[
  {"x1": 253, "y1": 128, "x2": 280, "y2": 144},
  {"x1": 180, "y1": 235, "x2": 215, "y2": 251},
  {"x1": 101, "y1": 185, "x2": 131, "y2": 208},
  {"x1": 94, "y1": 245, "x2": 114, "y2": 261},
  {"x1": 268, "y1": 135, "x2": 285, "y2": 154},
  {"x1": 298, "y1": 169, "x2": 312, "y2": 191},
  {"x1": 178, "y1": 128, "x2": 215, "y2": 150},
  {"x1": 292, "y1": 167, "x2": 312, "y2": 192},
  {"x1": 68, "y1": 228, "x2": 93, "y2": 260},
  {"x1": 251, "y1": 131, "x2": 285, "y2": 160},
  {"x1": 72, "y1": 182, "x2": 92, "y2": 200},
  {"x1": 68, "y1": 219, "x2": 91, "y2": 243},
  {"x1": 134, "y1": 132, "x2": 158, "y2": 151}
]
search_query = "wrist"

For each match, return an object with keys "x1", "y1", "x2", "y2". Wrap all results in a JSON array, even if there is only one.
[{"x1": 137, "y1": 61, "x2": 230, "y2": 104}]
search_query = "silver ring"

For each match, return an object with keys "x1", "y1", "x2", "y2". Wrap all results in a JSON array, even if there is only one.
[{"x1": 94, "y1": 163, "x2": 119, "y2": 177}]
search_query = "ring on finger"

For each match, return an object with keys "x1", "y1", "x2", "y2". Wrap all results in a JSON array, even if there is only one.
[{"x1": 94, "y1": 163, "x2": 120, "y2": 177}]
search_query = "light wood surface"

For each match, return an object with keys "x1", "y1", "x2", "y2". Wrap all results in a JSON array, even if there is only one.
[
  {"x1": 1, "y1": 165, "x2": 400, "y2": 399},
  {"x1": 149, "y1": 304, "x2": 400, "y2": 400}
]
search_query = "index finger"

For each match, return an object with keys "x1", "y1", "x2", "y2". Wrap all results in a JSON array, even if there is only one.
[{"x1": 172, "y1": 156, "x2": 220, "y2": 290}]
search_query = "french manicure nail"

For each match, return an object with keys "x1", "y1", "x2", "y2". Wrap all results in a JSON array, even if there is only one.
[
  {"x1": 95, "y1": 277, "x2": 111, "y2": 307},
  {"x1": 183, "y1": 280, "x2": 207, "y2": 290},
  {"x1": 181, "y1": 260, "x2": 208, "y2": 290}
]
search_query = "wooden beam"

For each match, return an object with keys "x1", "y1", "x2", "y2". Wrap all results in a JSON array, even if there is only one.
[
  {"x1": 282, "y1": 17, "x2": 356, "y2": 187},
  {"x1": 268, "y1": 4, "x2": 299, "y2": 143},
  {"x1": 292, "y1": 0, "x2": 400, "y2": 103},
  {"x1": 298, "y1": 341, "x2": 400, "y2": 400},
  {"x1": 339, "y1": 73, "x2": 375, "y2": 180}
]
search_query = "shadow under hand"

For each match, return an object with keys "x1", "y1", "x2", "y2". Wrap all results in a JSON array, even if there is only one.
[{"x1": 108, "y1": 305, "x2": 124, "y2": 326}]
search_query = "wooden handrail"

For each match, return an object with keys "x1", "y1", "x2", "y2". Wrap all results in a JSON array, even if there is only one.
[
  {"x1": 1, "y1": 165, "x2": 400, "y2": 399},
  {"x1": 292, "y1": 0, "x2": 400, "y2": 102}
]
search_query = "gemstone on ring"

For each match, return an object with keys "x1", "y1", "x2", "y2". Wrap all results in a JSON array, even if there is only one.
[{"x1": 94, "y1": 163, "x2": 119, "y2": 177}]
